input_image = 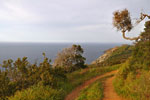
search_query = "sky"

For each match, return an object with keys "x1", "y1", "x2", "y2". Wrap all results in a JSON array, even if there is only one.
[{"x1": 0, "y1": 0, "x2": 149, "y2": 43}]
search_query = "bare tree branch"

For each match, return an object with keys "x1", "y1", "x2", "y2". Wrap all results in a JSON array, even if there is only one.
[
  {"x1": 136, "y1": 13, "x2": 150, "y2": 24},
  {"x1": 122, "y1": 30, "x2": 141, "y2": 41}
]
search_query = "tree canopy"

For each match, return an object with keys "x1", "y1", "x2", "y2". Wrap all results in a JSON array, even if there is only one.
[
  {"x1": 53, "y1": 44, "x2": 86, "y2": 71},
  {"x1": 113, "y1": 9, "x2": 150, "y2": 41}
]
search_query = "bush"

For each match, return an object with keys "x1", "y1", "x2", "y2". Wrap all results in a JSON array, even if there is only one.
[
  {"x1": 53, "y1": 44, "x2": 86, "y2": 72},
  {"x1": 0, "y1": 54, "x2": 67, "y2": 99},
  {"x1": 8, "y1": 85, "x2": 65, "y2": 100}
]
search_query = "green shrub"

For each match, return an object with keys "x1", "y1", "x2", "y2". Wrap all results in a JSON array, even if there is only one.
[{"x1": 8, "y1": 85, "x2": 64, "y2": 100}]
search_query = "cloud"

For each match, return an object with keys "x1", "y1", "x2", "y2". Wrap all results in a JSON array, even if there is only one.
[
  {"x1": 0, "y1": 0, "x2": 39, "y2": 23},
  {"x1": 0, "y1": 0, "x2": 149, "y2": 43}
]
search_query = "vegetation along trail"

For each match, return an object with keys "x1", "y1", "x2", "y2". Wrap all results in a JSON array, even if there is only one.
[{"x1": 65, "y1": 70, "x2": 119, "y2": 100}]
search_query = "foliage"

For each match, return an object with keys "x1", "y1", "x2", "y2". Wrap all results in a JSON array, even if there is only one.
[
  {"x1": 130, "y1": 21, "x2": 150, "y2": 70},
  {"x1": 0, "y1": 54, "x2": 66, "y2": 99},
  {"x1": 53, "y1": 44, "x2": 86, "y2": 72},
  {"x1": 7, "y1": 64, "x2": 120, "y2": 100},
  {"x1": 113, "y1": 9, "x2": 132, "y2": 32},
  {"x1": 8, "y1": 85, "x2": 64, "y2": 100},
  {"x1": 0, "y1": 45, "x2": 86, "y2": 99},
  {"x1": 113, "y1": 21, "x2": 150, "y2": 100},
  {"x1": 0, "y1": 71, "x2": 11, "y2": 100}
]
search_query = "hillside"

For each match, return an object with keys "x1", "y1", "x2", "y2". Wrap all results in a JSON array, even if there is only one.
[
  {"x1": 113, "y1": 21, "x2": 150, "y2": 100},
  {"x1": 92, "y1": 44, "x2": 133, "y2": 67}
]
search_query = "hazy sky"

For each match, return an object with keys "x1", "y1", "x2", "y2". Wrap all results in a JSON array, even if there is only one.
[{"x1": 0, "y1": 0, "x2": 149, "y2": 43}]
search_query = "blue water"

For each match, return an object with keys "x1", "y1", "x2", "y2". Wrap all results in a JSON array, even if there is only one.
[{"x1": 0, "y1": 43, "x2": 122, "y2": 64}]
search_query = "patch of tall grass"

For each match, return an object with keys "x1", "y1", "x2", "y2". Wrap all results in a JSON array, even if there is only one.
[{"x1": 113, "y1": 62, "x2": 150, "y2": 100}]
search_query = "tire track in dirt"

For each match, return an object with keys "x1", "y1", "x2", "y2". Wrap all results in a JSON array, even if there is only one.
[
  {"x1": 65, "y1": 70, "x2": 118, "y2": 100},
  {"x1": 103, "y1": 76, "x2": 126, "y2": 100}
]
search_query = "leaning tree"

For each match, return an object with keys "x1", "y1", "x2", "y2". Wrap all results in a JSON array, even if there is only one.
[{"x1": 113, "y1": 9, "x2": 150, "y2": 41}]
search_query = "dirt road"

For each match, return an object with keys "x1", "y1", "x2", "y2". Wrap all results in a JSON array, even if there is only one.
[
  {"x1": 65, "y1": 70, "x2": 118, "y2": 100},
  {"x1": 103, "y1": 76, "x2": 126, "y2": 100}
]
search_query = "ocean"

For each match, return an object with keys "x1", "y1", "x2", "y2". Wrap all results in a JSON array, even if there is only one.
[{"x1": 0, "y1": 43, "x2": 122, "y2": 64}]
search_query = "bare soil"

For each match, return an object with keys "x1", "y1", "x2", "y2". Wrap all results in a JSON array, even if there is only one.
[{"x1": 103, "y1": 76, "x2": 126, "y2": 100}]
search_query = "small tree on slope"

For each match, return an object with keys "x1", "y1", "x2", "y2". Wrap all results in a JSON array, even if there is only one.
[{"x1": 53, "y1": 44, "x2": 86, "y2": 72}]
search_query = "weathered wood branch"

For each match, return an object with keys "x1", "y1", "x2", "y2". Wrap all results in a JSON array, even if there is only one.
[
  {"x1": 122, "y1": 13, "x2": 149, "y2": 41},
  {"x1": 122, "y1": 30, "x2": 141, "y2": 41},
  {"x1": 142, "y1": 13, "x2": 150, "y2": 19}
]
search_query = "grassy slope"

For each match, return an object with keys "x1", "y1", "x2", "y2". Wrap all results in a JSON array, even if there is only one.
[
  {"x1": 113, "y1": 22, "x2": 150, "y2": 100},
  {"x1": 113, "y1": 61, "x2": 150, "y2": 100},
  {"x1": 97, "y1": 45, "x2": 133, "y2": 67}
]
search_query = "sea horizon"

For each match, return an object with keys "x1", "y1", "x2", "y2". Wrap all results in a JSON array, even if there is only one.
[{"x1": 0, "y1": 42, "x2": 127, "y2": 64}]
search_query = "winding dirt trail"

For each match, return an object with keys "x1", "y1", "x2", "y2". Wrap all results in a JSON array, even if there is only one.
[
  {"x1": 103, "y1": 76, "x2": 126, "y2": 100},
  {"x1": 65, "y1": 70, "x2": 118, "y2": 100}
]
